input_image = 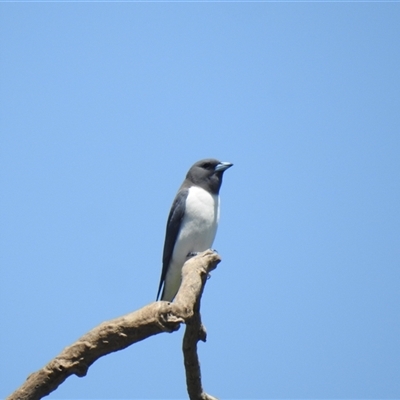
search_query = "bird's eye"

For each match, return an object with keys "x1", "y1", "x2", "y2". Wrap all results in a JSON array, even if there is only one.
[{"x1": 203, "y1": 162, "x2": 211, "y2": 169}]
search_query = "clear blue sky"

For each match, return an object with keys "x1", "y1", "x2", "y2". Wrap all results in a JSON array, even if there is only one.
[{"x1": 1, "y1": 3, "x2": 399, "y2": 399}]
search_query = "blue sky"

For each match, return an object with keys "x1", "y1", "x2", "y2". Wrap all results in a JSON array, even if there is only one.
[{"x1": 1, "y1": 3, "x2": 399, "y2": 399}]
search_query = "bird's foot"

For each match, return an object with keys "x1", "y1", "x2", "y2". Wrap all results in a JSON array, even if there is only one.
[{"x1": 187, "y1": 249, "x2": 218, "y2": 258}]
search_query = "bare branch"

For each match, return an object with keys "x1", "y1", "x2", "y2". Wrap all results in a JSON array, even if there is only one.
[
  {"x1": 7, "y1": 250, "x2": 221, "y2": 400},
  {"x1": 176, "y1": 251, "x2": 220, "y2": 400},
  {"x1": 183, "y1": 312, "x2": 218, "y2": 400}
]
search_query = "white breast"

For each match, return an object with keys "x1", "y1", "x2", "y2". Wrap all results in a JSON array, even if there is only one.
[
  {"x1": 173, "y1": 186, "x2": 220, "y2": 263},
  {"x1": 163, "y1": 186, "x2": 220, "y2": 301}
]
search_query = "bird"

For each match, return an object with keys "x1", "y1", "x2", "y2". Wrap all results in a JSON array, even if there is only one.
[{"x1": 156, "y1": 158, "x2": 233, "y2": 302}]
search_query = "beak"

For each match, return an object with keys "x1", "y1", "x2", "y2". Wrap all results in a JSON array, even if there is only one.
[{"x1": 215, "y1": 162, "x2": 233, "y2": 172}]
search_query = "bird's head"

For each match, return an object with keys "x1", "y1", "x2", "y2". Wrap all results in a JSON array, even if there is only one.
[{"x1": 186, "y1": 158, "x2": 233, "y2": 194}]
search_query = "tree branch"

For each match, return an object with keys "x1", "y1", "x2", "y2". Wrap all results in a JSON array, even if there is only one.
[
  {"x1": 7, "y1": 250, "x2": 221, "y2": 400},
  {"x1": 183, "y1": 312, "x2": 217, "y2": 400}
]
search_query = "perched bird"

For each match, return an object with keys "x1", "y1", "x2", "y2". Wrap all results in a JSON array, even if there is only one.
[{"x1": 156, "y1": 158, "x2": 233, "y2": 301}]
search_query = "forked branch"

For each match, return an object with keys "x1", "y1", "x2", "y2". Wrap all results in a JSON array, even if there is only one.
[{"x1": 7, "y1": 250, "x2": 221, "y2": 400}]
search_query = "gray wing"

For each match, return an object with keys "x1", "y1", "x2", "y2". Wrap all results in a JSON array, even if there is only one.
[{"x1": 156, "y1": 189, "x2": 188, "y2": 300}]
